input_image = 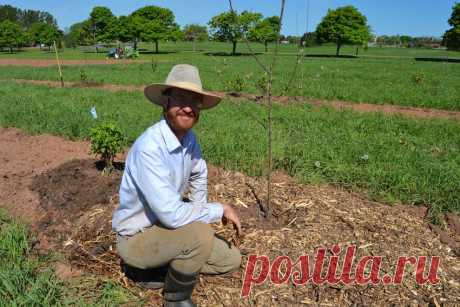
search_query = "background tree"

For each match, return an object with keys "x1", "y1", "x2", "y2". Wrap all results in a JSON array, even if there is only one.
[
  {"x1": 315, "y1": 5, "x2": 371, "y2": 56},
  {"x1": 443, "y1": 3, "x2": 460, "y2": 51},
  {"x1": 83, "y1": 6, "x2": 118, "y2": 52},
  {"x1": 301, "y1": 31, "x2": 318, "y2": 47},
  {"x1": 28, "y1": 22, "x2": 62, "y2": 50},
  {"x1": 117, "y1": 15, "x2": 134, "y2": 45},
  {"x1": 0, "y1": 20, "x2": 23, "y2": 52},
  {"x1": 63, "y1": 22, "x2": 87, "y2": 48},
  {"x1": 0, "y1": 5, "x2": 56, "y2": 30},
  {"x1": 208, "y1": 11, "x2": 241, "y2": 55},
  {"x1": 183, "y1": 24, "x2": 208, "y2": 51},
  {"x1": 250, "y1": 16, "x2": 280, "y2": 52},
  {"x1": 208, "y1": 10, "x2": 261, "y2": 55},
  {"x1": 130, "y1": 6, "x2": 177, "y2": 53}
]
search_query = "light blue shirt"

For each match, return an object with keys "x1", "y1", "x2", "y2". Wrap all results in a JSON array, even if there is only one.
[{"x1": 112, "y1": 117, "x2": 224, "y2": 236}]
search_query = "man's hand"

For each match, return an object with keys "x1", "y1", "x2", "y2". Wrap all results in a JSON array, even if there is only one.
[{"x1": 222, "y1": 204, "x2": 242, "y2": 237}]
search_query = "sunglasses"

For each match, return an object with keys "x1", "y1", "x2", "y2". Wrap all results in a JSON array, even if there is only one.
[{"x1": 166, "y1": 93, "x2": 203, "y2": 111}]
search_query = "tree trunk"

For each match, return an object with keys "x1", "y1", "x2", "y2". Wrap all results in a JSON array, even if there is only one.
[
  {"x1": 336, "y1": 43, "x2": 341, "y2": 57},
  {"x1": 264, "y1": 41, "x2": 268, "y2": 53},
  {"x1": 155, "y1": 40, "x2": 159, "y2": 54},
  {"x1": 134, "y1": 39, "x2": 138, "y2": 51},
  {"x1": 9, "y1": 46, "x2": 13, "y2": 53},
  {"x1": 355, "y1": 46, "x2": 359, "y2": 56},
  {"x1": 232, "y1": 40, "x2": 237, "y2": 55},
  {"x1": 96, "y1": 46, "x2": 99, "y2": 53}
]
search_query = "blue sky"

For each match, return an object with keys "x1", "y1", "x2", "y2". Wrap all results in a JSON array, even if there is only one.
[{"x1": 2, "y1": 0, "x2": 457, "y2": 37}]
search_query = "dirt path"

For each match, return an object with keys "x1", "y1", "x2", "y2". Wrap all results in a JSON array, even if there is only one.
[
  {"x1": 0, "y1": 59, "x2": 147, "y2": 67},
  {"x1": 0, "y1": 127, "x2": 458, "y2": 306},
  {"x1": 9, "y1": 78, "x2": 460, "y2": 121}
]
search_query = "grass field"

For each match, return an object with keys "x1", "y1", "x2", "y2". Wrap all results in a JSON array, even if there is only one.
[
  {"x1": 1, "y1": 81, "x2": 458, "y2": 216},
  {"x1": 0, "y1": 209, "x2": 139, "y2": 306},
  {"x1": 1, "y1": 43, "x2": 459, "y2": 111}
]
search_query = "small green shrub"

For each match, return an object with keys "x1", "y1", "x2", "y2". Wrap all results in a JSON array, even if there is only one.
[
  {"x1": 412, "y1": 72, "x2": 425, "y2": 85},
  {"x1": 227, "y1": 75, "x2": 246, "y2": 93},
  {"x1": 255, "y1": 74, "x2": 268, "y2": 94},
  {"x1": 89, "y1": 122, "x2": 126, "y2": 174},
  {"x1": 80, "y1": 68, "x2": 88, "y2": 83}
]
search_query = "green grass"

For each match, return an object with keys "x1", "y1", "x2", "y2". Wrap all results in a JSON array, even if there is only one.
[
  {"x1": 0, "y1": 208, "x2": 141, "y2": 306},
  {"x1": 0, "y1": 81, "x2": 459, "y2": 216},
  {"x1": 0, "y1": 43, "x2": 459, "y2": 111}
]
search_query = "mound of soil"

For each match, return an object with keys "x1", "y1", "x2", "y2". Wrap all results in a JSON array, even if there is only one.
[{"x1": 0, "y1": 127, "x2": 459, "y2": 306}]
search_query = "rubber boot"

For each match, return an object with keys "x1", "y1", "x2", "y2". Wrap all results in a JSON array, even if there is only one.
[
  {"x1": 163, "y1": 267, "x2": 198, "y2": 307},
  {"x1": 122, "y1": 262, "x2": 167, "y2": 289}
]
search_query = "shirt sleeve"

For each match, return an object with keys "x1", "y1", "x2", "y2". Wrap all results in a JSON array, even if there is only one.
[
  {"x1": 130, "y1": 149, "x2": 223, "y2": 229},
  {"x1": 188, "y1": 140, "x2": 208, "y2": 204}
]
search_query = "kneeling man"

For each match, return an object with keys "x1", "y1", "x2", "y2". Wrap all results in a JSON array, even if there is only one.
[{"x1": 112, "y1": 64, "x2": 242, "y2": 307}]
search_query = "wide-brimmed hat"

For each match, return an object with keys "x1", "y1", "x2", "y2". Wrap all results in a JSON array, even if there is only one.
[{"x1": 144, "y1": 64, "x2": 222, "y2": 110}]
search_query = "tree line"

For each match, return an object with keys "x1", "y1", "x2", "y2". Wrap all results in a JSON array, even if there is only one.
[
  {"x1": 1, "y1": 3, "x2": 459, "y2": 55},
  {"x1": 0, "y1": 5, "x2": 62, "y2": 52}
]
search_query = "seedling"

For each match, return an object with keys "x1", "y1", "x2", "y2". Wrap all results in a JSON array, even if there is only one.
[{"x1": 89, "y1": 122, "x2": 126, "y2": 175}]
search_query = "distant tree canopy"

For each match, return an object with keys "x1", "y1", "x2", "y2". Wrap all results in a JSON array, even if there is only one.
[
  {"x1": 29, "y1": 22, "x2": 63, "y2": 50},
  {"x1": 0, "y1": 20, "x2": 24, "y2": 52},
  {"x1": 0, "y1": 5, "x2": 56, "y2": 30},
  {"x1": 443, "y1": 2, "x2": 460, "y2": 51},
  {"x1": 316, "y1": 6, "x2": 371, "y2": 56},
  {"x1": 130, "y1": 6, "x2": 179, "y2": 53},
  {"x1": 209, "y1": 10, "x2": 263, "y2": 55},
  {"x1": 183, "y1": 24, "x2": 208, "y2": 42},
  {"x1": 376, "y1": 35, "x2": 442, "y2": 48},
  {"x1": 249, "y1": 16, "x2": 280, "y2": 52},
  {"x1": 85, "y1": 6, "x2": 118, "y2": 49},
  {"x1": 0, "y1": 4, "x2": 60, "y2": 51}
]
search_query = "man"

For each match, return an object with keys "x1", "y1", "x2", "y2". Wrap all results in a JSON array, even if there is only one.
[{"x1": 112, "y1": 64, "x2": 242, "y2": 307}]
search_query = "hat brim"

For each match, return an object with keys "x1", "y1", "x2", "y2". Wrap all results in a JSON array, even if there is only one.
[{"x1": 144, "y1": 84, "x2": 222, "y2": 110}]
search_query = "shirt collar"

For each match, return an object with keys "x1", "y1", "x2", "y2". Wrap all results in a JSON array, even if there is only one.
[{"x1": 160, "y1": 116, "x2": 190, "y2": 153}]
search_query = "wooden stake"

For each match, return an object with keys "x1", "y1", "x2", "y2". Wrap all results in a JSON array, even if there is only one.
[{"x1": 53, "y1": 41, "x2": 64, "y2": 87}]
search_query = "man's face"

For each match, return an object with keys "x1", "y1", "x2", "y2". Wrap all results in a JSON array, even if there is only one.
[{"x1": 164, "y1": 88, "x2": 202, "y2": 133}]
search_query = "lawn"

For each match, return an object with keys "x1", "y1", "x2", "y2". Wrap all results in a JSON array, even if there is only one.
[
  {"x1": 1, "y1": 81, "x2": 458, "y2": 216},
  {"x1": 0, "y1": 209, "x2": 139, "y2": 306},
  {"x1": 0, "y1": 43, "x2": 459, "y2": 111}
]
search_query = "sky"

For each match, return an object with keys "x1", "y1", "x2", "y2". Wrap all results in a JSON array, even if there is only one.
[{"x1": 2, "y1": 0, "x2": 458, "y2": 37}]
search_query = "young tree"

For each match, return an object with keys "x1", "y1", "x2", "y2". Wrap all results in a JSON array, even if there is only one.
[
  {"x1": 0, "y1": 20, "x2": 23, "y2": 52},
  {"x1": 316, "y1": 6, "x2": 371, "y2": 56},
  {"x1": 208, "y1": 10, "x2": 261, "y2": 55},
  {"x1": 443, "y1": 3, "x2": 460, "y2": 51},
  {"x1": 130, "y1": 6, "x2": 177, "y2": 53},
  {"x1": 250, "y1": 16, "x2": 280, "y2": 52}
]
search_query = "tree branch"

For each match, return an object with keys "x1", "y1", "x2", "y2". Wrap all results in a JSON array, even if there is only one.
[{"x1": 227, "y1": 0, "x2": 270, "y2": 75}]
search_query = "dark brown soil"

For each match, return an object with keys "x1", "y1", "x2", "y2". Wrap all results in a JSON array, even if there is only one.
[
  {"x1": 0, "y1": 59, "x2": 147, "y2": 67},
  {"x1": 0, "y1": 127, "x2": 459, "y2": 306},
  {"x1": 10, "y1": 78, "x2": 460, "y2": 121}
]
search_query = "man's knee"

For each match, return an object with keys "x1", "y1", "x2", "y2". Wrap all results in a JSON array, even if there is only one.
[
  {"x1": 182, "y1": 222, "x2": 214, "y2": 254},
  {"x1": 228, "y1": 246, "x2": 242, "y2": 272}
]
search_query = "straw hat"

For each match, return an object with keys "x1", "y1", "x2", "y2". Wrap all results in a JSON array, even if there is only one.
[{"x1": 144, "y1": 64, "x2": 222, "y2": 110}]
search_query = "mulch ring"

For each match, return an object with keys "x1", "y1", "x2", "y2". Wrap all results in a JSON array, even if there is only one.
[
  {"x1": 29, "y1": 157, "x2": 460, "y2": 306},
  {"x1": 8, "y1": 78, "x2": 460, "y2": 121}
]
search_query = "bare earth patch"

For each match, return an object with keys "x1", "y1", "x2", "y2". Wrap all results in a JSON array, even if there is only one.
[
  {"x1": 0, "y1": 127, "x2": 459, "y2": 306},
  {"x1": 0, "y1": 59, "x2": 147, "y2": 67},
  {"x1": 9, "y1": 78, "x2": 460, "y2": 121}
]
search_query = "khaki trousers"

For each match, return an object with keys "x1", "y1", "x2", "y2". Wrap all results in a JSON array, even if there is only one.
[{"x1": 117, "y1": 222, "x2": 241, "y2": 275}]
